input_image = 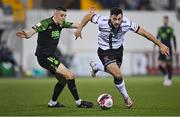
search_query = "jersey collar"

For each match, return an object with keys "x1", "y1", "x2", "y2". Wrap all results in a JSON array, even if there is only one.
[{"x1": 51, "y1": 16, "x2": 64, "y2": 27}]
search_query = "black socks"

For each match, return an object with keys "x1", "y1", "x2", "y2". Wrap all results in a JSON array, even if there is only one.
[
  {"x1": 67, "y1": 79, "x2": 80, "y2": 100},
  {"x1": 52, "y1": 82, "x2": 66, "y2": 101},
  {"x1": 159, "y1": 64, "x2": 172, "y2": 80},
  {"x1": 166, "y1": 65, "x2": 172, "y2": 80},
  {"x1": 114, "y1": 77, "x2": 123, "y2": 85},
  {"x1": 51, "y1": 79, "x2": 80, "y2": 102},
  {"x1": 158, "y1": 65, "x2": 167, "y2": 75}
]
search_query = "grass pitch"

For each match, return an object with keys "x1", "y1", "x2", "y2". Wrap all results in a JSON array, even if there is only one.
[{"x1": 0, "y1": 76, "x2": 180, "y2": 116}]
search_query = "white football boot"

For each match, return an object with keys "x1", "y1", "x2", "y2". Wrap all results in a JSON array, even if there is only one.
[
  {"x1": 124, "y1": 97, "x2": 133, "y2": 108},
  {"x1": 163, "y1": 75, "x2": 172, "y2": 86},
  {"x1": 89, "y1": 61, "x2": 99, "y2": 77}
]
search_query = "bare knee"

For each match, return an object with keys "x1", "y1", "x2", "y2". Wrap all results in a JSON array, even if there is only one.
[
  {"x1": 112, "y1": 71, "x2": 122, "y2": 80},
  {"x1": 113, "y1": 71, "x2": 123, "y2": 84},
  {"x1": 107, "y1": 63, "x2": 122, "y2": 80},
  {"x1": 68, "y1": 73, "x2": 76, "y2": 80}
]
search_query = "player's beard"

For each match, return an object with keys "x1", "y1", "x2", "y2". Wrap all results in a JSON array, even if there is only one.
[
  {"x1": 59, "y1": 21, "x2": 64, "y2": 25},
  {"x1": 113, "y1": 24, "x2": 120, "y2": 28},
  {"x1": 57, "y1": 19, "x2": 64, "y2": 25}
]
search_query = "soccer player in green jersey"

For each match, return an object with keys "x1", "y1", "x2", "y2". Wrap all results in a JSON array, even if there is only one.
[
  {"x1": 16, "y1": 6, "x2": 93, "y2": 108},
  {"x1": 154, "y1": 16, "x2": 177, "y2": 86}
]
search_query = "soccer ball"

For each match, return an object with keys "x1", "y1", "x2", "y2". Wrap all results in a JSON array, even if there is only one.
[{"x1": 97, "y1": 93, "x2": 113, "y2": 110}]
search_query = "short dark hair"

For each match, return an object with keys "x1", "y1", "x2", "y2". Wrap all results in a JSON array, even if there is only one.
[
  {"x1": 55, "y1": 6, "x2": 67, "y2": 12},
  {"x1": 110, "y1": 7, "x2": 123, "y2": 16},
  {"x1": 164, "y1": 15, "x2": 169, "y2": 19}
]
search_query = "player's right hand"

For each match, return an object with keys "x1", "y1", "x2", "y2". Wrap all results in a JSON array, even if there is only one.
[
  {"x1": 89, "y1": 6, "x2": 96, "y2": 14},
  {"x1": 160, "y1": 44, "x2": 169, "y2": 56},
  {"x1": 16, "y1": 31, "x2": 27, "y2": 38}
]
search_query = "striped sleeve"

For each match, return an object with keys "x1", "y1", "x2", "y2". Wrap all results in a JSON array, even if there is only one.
[
  {"x1": 130, "y1": 20, "x2": 139, "y2": 32},
  {"x1": 91, "y1": 14, "x2": 101, "y2": 24}
]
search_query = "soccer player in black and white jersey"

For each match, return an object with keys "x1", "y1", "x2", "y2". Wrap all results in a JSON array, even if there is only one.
[{"x1": 75, "y1": 7, "x2": 169, "y2": 108}]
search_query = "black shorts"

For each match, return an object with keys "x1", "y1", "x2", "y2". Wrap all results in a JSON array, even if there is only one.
[
  {"x1": 97, "y1": 46, "x2": 123, "y2": 69},
  {"x1": 37, "y1": 55, "x2": 61, "y2": 73},
  {"x1": 158, "y1": 52, "x2": 172, "y2": 62}
]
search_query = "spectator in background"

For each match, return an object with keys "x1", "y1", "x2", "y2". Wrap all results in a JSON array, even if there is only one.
[
  {"x1": 95, "y1": 0, "x2": 154, "y2": 10},
  {"x1": 150, "y1": 0, "x2": 169, "y2": 10},
  {"x1": 0, "y1": 0, "x2": 3, "y2": 8},
  {"x1": 0, "y1": 41, "x2": 18, "y2": 77},
  {"x1": 138, "y1": 0, "x2": 153, "y2": 10},
  {"x1": 42, "y1": 0, "x2": 80, "y2": 9},
  {"x1": 125, "y1": 0, "x2": 140, "y2": 10},
  {"x1": 97, "y1": 0, "x2": 123, "y2": 9}
]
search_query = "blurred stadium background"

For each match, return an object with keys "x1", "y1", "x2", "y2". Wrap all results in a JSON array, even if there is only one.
[
  {"x1": 0, "y1": 0, "x2": 180, "y2": 116},
  {"x1": 0, "y1": 0, "x2": 179, "y2": 77}
]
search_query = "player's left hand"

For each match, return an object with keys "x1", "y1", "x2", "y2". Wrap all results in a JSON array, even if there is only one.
[{"x1": 160, "y1": 44, "x2": 169, "y2": 56}]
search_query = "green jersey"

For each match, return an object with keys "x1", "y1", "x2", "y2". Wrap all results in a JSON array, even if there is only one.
[
  {"x1": 32, "y1": 17, "x2": 73, "y2": 56},
  {"x1": 157, "y1": 26, "x2": 174, "y2": 52}
]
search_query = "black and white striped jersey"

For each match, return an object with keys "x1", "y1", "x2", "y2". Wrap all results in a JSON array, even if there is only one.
[{"x1": 91, "y1": 14, "x2": 139, "y2": 50}]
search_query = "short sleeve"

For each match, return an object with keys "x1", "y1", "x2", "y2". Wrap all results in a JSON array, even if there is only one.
[
  {"x1": 32, "y1": 20, "x2": 48, "y2": 32},
  {"x1": 91, "y1": 14, "x2": 102, "y2": 24},
  {"x1": 122, "y1": 17, "x2": 139, "y2": 33},
  {"x1": 130, "y1": 20, "x2": 139, "y2": 32},
  {"x1": 63, "y1": 21, "x2": 73, "y2": 28}
]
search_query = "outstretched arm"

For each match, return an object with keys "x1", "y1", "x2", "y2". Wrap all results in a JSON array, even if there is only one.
[
  {"x1": 74, "y1": 7, "x2": 96, "y2": 39},
  {"x1": 137, "y1": 26, "x2": 169, "y2": 56},
  {"x1": 153, "y1": 29, "x2": 160, "y2": 50},
  {"x1": 16, "y1": 28, "x2": 36, "y2": 39}
]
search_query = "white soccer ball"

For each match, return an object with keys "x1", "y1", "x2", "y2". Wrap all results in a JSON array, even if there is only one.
[{"x1": 97, "y1": 93, "x2": 113, "y2": 110}]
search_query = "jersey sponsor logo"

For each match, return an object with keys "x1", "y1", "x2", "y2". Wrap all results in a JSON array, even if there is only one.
[
  {"x1": 36, "y1": 23, "x2": 41, "y2": 27},
  {"x1": 47, "y1": 57, "x2": 60, "y2": 69},
  {"x1": 48, "y1": 26, "x2": 52, "y2": 29},
  {"x1": 51, "y1": 30, "x2": 60, "y2": 39},
  {"x1": 33, "y1": 22, "x2": 41, "y2": 30},
  {"x1": 167, "y1": 28, "x2": 172, "y2": 33},
  {"x1": 160, "y1": 33, "x2": 168, "y2": 39},
  {"x1": 103, "y1": 56, "x2": 110, "y2": 63}
]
